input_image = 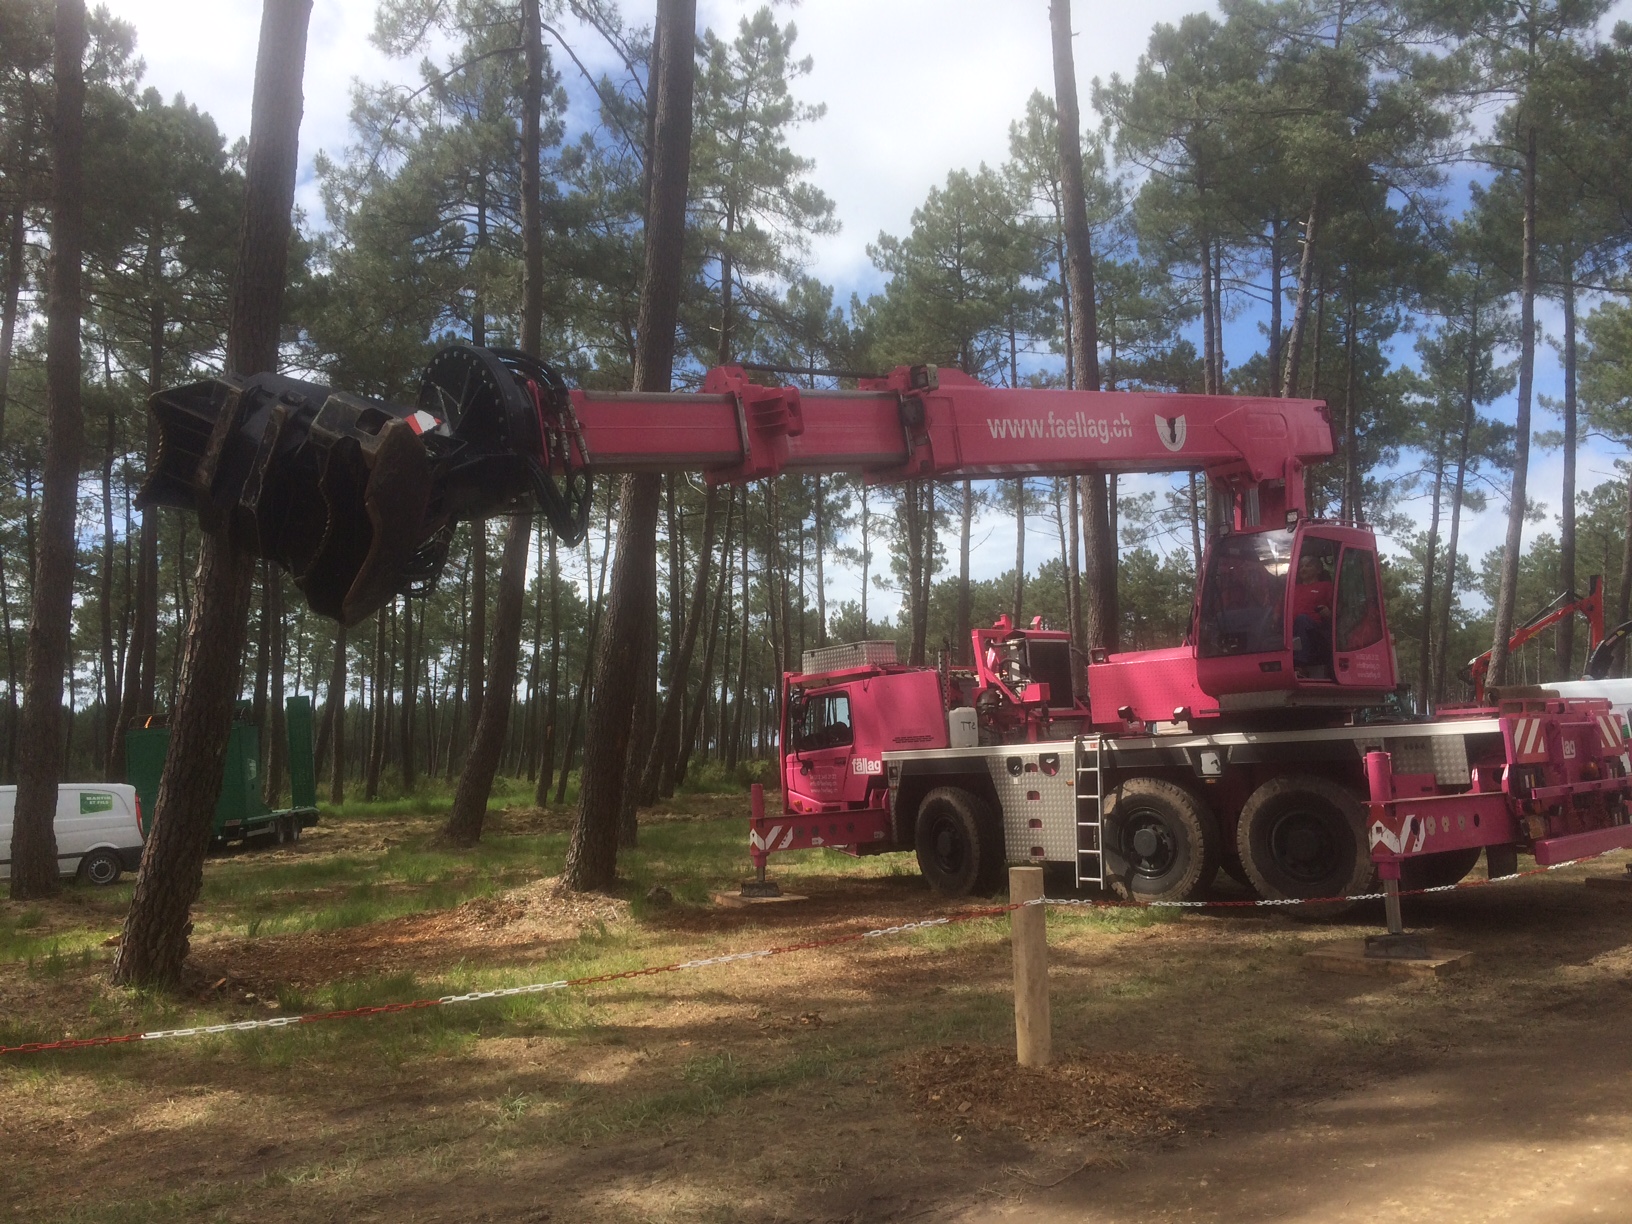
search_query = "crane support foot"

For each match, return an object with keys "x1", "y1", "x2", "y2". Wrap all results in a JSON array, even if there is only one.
[{"x1": 1363, "y1": 932, "x2": 1432, "y2": 960}]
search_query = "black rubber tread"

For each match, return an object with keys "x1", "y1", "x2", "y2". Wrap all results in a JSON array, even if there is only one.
[
  {"x1": 1400, "y1": 847, "x2": 1483, "y2": 891},
  {"x1": 77, "y1": 848, "x2": 123, "y2": 887},
  {"x1": 1236, "y1": 774, "x2": 1373, "y2": 913},
  {"x1": 914, "y1": 786, "x2": 1005, "y2": 898},
  {"x1": 1101, "y1": 777, "x2": 1220, "y2": 903}
]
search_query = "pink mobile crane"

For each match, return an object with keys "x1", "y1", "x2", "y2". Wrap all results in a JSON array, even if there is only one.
[{"x1": 143, "y1": 344, "x2": 1632, "y2": 927}]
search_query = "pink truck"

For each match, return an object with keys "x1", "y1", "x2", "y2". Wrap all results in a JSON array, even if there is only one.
[{"x1": 757, "y1": 622, "x2": 1632, "y2": 913}]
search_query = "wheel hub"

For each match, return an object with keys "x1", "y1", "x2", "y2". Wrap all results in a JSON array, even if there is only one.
[
  {"x1": 1123, "y1": 811, "x2": 1177, "y2": 877},
  {"x1": 1269, "y1": 808, "x2": 1341, "y2": 885}
]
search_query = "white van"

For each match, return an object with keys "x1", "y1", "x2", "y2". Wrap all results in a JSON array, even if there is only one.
[{"x1": 0, "y1": 783, "x2": 145, "y2": 886}]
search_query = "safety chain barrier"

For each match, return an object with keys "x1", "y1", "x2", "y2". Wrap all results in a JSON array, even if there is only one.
[{"x1": 0, "y1": 851, "x2": 1612, "y2": 1058}]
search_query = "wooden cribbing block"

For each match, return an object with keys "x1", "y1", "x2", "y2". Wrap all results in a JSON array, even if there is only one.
[{"x1": 1304, "y1": 939, "x2": 1473, "y2": 979}]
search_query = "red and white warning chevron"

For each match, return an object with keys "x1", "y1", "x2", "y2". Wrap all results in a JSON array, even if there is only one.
[
  {"x1": 1508, "y1": 715, "x2": 1549, "y2": 763},
  {"x1": 1595, "y1": 712, "x2": 1627, "y2": 754}
]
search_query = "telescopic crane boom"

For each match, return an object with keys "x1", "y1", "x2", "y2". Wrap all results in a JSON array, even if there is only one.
[{"x1": 143, "y1": 342, "x2": 1334, "y2": 624}]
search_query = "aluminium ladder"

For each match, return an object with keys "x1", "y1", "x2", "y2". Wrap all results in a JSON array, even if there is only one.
[{"x1": 1075, "y1": 735, "x2": 1104, "y2": 887}]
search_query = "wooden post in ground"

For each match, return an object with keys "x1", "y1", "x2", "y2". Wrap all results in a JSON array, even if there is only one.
[{"x1": 1010, "y1": 865, "x2": 1051, "y2": 1067}]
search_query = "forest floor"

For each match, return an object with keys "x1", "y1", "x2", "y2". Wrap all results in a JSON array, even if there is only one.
[{"x1": 4, "y1": 790, "x2": 1632, "y2": 1222}]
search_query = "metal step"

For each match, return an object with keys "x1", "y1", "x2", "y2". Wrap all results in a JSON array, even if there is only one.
[{"x1": 1075, "y1": 735, "x2": 1104, "y2": 888}]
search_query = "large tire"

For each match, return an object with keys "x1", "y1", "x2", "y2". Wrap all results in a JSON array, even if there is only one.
[
  {"x1": 915, "y1": 787, "x2": 1004, "y2": 898},
  {"x1": 1236, "y1": 775, "x2": 1373, "y2": 911},
  {"x1": 1400, "y1": 847, "x2": 1481, "y2": 892},
  {"x1": 1102, "y1": 778, "x2": 1220, "y2": 903}
]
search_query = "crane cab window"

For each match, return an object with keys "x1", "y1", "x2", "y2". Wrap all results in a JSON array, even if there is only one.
[
  {"x1": 1292, "y1": 537, "x2": 1340, "y2": 672},
  {"x1": 793, "y1": 692, "x2": 852, "y2": 751},
  {"x1": 1335, "y1": 548, "x2": 1384, "y2": 651},
  {"x1": 1198, "y1": 532, "x2": 1290, "y2": 657}
]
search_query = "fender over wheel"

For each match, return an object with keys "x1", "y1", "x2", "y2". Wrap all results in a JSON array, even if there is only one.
[
  {"x1": 1236, "y1": 775, "x2": 1373, "y2": 913},
  {"x1": 915, "y1": 787, "x2": 1004, "y2": 898},
  {"x1": 1102, "y1": 778, "x2": 1220, "y2": 903}
]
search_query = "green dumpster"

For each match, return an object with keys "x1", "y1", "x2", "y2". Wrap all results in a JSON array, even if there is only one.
[{"x1": 126, "y1": 695, "x2": 320, "y2": 846}]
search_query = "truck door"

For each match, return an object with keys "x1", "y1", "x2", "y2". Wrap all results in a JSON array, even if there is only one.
[
  {"x1": 1332, "y1": 545, "x2": 1391, "y2": 689},
  {"x1": 787, "y1": 689, "x2": 855, "y2": 809}
]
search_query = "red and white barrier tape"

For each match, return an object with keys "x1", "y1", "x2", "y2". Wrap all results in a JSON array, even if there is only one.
[{"x1": 0, "y1": 851, "x2": 1615, "y2": 1058}]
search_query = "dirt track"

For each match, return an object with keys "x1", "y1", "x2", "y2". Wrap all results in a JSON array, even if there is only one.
[{"x1": 6, "y1": 831, "x2": 1632, "y2": 1222}]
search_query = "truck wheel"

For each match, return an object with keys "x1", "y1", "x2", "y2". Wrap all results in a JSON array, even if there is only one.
[
  {"x1": 1102, "y1": 778, "x2": 1219, "y2": 903},
  {"x1": 288, "y1": 816, "x2": 302, "y2": 843},
  {"x1": 1400, "y1": 847, "x2": 1482, "y2": 891},
  {"x1": 1236, "y1": 775, "x2": 1372, "y2": 911},
  {"x1": 77, "y1": 849, "x2": 123, "y2": 888},
  {"x1": 915, "y1": 787, "x2": 1004, "y2": 897},
  {"x1": 272, "y1": 817, "x2": 289, "y2": 845}
]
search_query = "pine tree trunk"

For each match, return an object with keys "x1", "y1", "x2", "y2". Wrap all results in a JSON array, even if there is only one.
[
  {"x1": 365, "y1": 604, "x2": 387, "y2": 800},
  {"x1": 1069, "y1": 477, "x2": 1084, "y2": 656},
  {"x1": 1418, "y1": 430, "x2": 1447, "y2": 713},
  {"x1": 555, "y1": 515, "x2": 611, "y2": 804},
  {"x1": 0, "y1": 201, "x2": 27, "y2": 444},
  {"x1": 957, "y1": 480, "x2": 973, "y2": 662},
  {"x1": 443, "y1": 515, "x2": 532, "y2": 845},
  {"x1": 678, "y1": 489, "x2": 733, "y2": 784},
  {"x1": 813, "y1": 477, "x2": 827, "y2": 646},
  {"x1": 1554, "y1": 268, "x2": 1577, "y2": 679},
  {"x1": 620, "y1": 617, "x2": 657, "y2": 843},
  {"x1": 264, "y1": 566, "x2": 286, "y2": 806},
  {"x1": 1343, "y1": 289, "x2": 1361, "y2": 522},
  {"x1": 1012, "y1": 479, "x2": 1025, "y2": 622},
  {"x1": 100, "y1": 409, "x2": 120, "y2": 777},
  {"x1": 1434, "y1": 305, "x2": 1479, "y2": 705},
  {"x1": 10, "y1": 0, "x2": 87, "y2": 900},
  {"x1": 1487, "y1": 125, "x2": 1538, "y2": 688},
  {"x1": 535, "y1": 532, "x2": 559, "y2": 806},
  {"x1": 316, "y1": 625, "x2": 344, "y2": 786},
  {"x1": 466, "y1": 522, "x2": 488, "y2": 750},
  {"x1": 1050, "y1": 0, "x2": 1111, "y2": 648},
  {"x1": 1282, "y1": 194, "x2": 1320, "y2": 397},
  {"x1": 1201, "y1": 235, "x2": 1217, "y2": 396},
  {"x1": 1268, "y1": 217, "x2": 1284, "y2": 396},
  {"x1": 399, "y1": 593, "x2": 416, "y2": 791},
  {"x1": 1616, "y1": 478, "x2": 1632, "y2": 676},
  {"x1": 563, "y1": 0, "x2": 699, "y2": 892},
  {"x1": 727, "y1": 488, "x2": 751, "y2": 770},
  {"x1": 644, "y1": 486, "x2": 718, "y2": 800}
]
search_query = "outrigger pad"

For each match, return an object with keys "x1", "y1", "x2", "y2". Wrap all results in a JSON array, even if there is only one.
[{"x1": 1363, "y1": 932, "x2": 1431, "y2": 960}]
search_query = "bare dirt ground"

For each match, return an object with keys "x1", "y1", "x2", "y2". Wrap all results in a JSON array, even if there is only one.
[{"x1": 4, "y1": 813, "x2": 1632, "y2": 1223}]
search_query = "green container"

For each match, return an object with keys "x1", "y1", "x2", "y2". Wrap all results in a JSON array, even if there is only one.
[{"x1": 126, "y1": 696, "x2": 318, "y2": 844}]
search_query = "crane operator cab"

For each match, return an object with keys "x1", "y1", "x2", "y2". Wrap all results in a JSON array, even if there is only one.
[{"x1": 1193, "y1": 519, "x2": 1394, "y2": 712}]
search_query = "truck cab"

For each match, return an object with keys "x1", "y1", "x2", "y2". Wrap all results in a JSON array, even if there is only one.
[{"x1": 781, "y1": 648, "x2": 948, "y2": 818}]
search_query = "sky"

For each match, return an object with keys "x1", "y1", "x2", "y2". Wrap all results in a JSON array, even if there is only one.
[{"x1": 97, "y1": 0, "x2": 1632, "y2": 630}]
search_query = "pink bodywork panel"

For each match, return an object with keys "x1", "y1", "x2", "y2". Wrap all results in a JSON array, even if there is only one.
[{"x1": 1088, "y1": 646, "x2": 1216, "y2": 727}]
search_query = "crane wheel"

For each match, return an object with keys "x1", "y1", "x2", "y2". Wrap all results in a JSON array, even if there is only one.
[
  {"x1": 1102, "y1": 778, "x2": 1220, "y2": 904},
  {"x1": 1236, "y1": 775, "x2": 1373, "y2": 915},
  {"x1": 915, "y1": 787, "x2": 1004, "y2": 898},
  {"x1": 1400, "y1": 847, "x2": 1482, "y2": 891}
]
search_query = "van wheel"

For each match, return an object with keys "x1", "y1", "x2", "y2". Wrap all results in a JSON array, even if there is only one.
[
  {"x1": 78, "y1": 849, "x2": 123, "y2": 887},
  {"x1": 915, "y1": 787, "x2": 1004, "y2": 897},
  {"x1": 1236, "y1": 775, "x2": 1373, "y2": 915},
  {"x1": 1102, "y1": 778, "x2": 1219, "y2": 903}
]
